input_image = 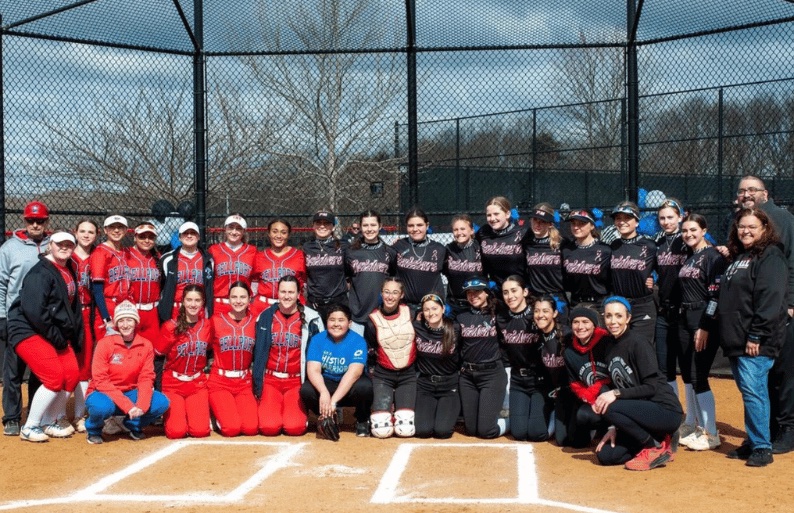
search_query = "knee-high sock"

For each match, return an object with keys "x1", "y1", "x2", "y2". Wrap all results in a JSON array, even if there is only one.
[
  {"x1": 497, "y1": 417, "x2": 509, "y2": 437},
  {"x1": 684, "y1": 383, "x2": 697, "y2": 426},
  {"x1": 667, "y1": 380, "x2": 679, "y2": 399},
  {"x1": 696, "y1": 390, "x2": 718, "y2": 435},
  {"x1": 73, "y1": 381, "x2": 89, "y2": 418},
  {"x1": 42, "y1": 390, "x2": 70, "y2": 425},
  {"x1": 25, "y1": 386, "x2": 59, "y2": 428},
  {"x1": 502, "y1": 367, "x2": 511, "y2": 411},
  {"x1": 547, "y1": 410, "x2": 556, "y2": 438}
]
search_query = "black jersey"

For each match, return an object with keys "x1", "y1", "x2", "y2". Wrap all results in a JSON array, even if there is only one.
[
  {"x1": 562, "y1": 240, "x2": 612, "y2": 303},
  {"x1": 678, "y1": 246, "x2": 725, "y2": 307},
  {"x1": 609, "y1": 235, "x2": 656, "y2": 299},
  {"x1": 476, "y1": 222, "x2": 530, "y2": 287},
  {"x1": 654, "y1": 232, "x2": 688, "y2": 306},
  {"x1": 496, "y1": 305, "x2": 543, "y2": 370},
  {"x1": 303, "y1": 237, "x2": 349, "y2": 300},
  {"x1": 563, "y1": 327, "x2": 611, "y2": 387},
  {"x1": 524, "y1": 235, "x2": 566, "y2": 295},
  {"x1": 456, "y1": 308, "x2": 500, "y2": 364},
  {"x1": 444, "y1": 240, "x2": 483, "y2": 302},
  {"x1": 392, "y1": 237, "x2": 447, "y2": 304},
  {"x1": 346, "y1": 240, "x2": 397, "y2": 323},
  {"x1": 413, "y1": 320, "x2": 461, "y2": 377}
]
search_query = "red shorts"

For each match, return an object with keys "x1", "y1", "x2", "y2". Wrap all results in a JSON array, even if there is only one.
[{"x1": 15, "y1": 335, "x2": 79, "y2": 392}]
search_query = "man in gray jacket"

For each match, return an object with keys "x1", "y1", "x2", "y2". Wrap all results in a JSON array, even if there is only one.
[{"x1": 1, "y1": 201, "x2": 51, "y2": 436}]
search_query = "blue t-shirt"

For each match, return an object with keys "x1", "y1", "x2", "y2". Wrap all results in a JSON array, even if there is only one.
[{"x1": 306, "y1": 330, "x2": 367, "y2": 382}]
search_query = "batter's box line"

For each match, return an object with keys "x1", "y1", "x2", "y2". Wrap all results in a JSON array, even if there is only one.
[
  {"x1": 371, "y1": 442, "x2": 620, "y2": 513},
  {"x1": 0, "y1": 440, "x2": 305, "y2": 511}
]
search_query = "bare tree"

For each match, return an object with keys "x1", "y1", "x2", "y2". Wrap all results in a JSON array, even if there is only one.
[{"x1": 240, "y1": 0, "x2": 404, "y2": 213}]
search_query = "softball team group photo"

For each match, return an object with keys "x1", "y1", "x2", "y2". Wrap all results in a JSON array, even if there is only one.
[{"x1": 1, "y1": 174, "x2": 792, "y2": 473}]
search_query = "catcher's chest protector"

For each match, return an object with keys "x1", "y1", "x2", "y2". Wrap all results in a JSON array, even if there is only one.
[{"x1": 370, "y1": 305, "x2": 414, "y2": 369}]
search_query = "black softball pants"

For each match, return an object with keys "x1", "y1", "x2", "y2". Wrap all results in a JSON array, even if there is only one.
[
  {"x1": 299, "y1": 374, "x2": 373, "y2": 423},
  {"x1": 678, "y1": 306, "x2": 719, "y2": 393},
  {"x1": 371, "y1": 365, "x2": 417, "y2": 412},
  {"x1": 509, "y1": 372, "x2": 553, "y2": 442},
  {"x1": 596, "y1": 399, "x2": 682, "y2": 465},
  {"x1": 459, "y1": 361, "x2": 507, "y2": 439},
  {"x1": 414, "y1": 374, "x2": 460, "y2": 439}
]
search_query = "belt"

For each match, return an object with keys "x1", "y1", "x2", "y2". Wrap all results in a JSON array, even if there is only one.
[
  {"x1": 514, "y1": 367, "x2": 534, "y2": 377},
  {"x1": 136, "y1": 301, "x2": 159, "y2": 311},
  {"x1": 215, "y1": 298, "x2": 230, "y2": 304},
  {"x1": 217, "y1": 369, "x2": 248, "y2": 378},
  {"x1": 681, "y1": 300, "x2": 707, "y2": 310},
  {"x1": 462, "y1": 361, "x2": 497, "y2": 372},
  {"x1": 421, "y1": 373, "x2": 453, "y2": 383},
  {"x1": 628, "y1": 295, "x2": 654, "y2": 305},
  {"x1": 172, "y1": 370, "x2": 202, "y2": 382},
  {"x1": 266, "y1": 369, "x2": 301, "y2": 379}
]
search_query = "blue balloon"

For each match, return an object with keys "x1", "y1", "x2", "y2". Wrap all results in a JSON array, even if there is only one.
[
  {"x1": 592, "y1": 207, "x2": 603, "y2": 220},
  {"x1": 553, "y1": 211, "x2": 561, "y2": 226},
  {"x1": 427, "y1": 226, "x2": 434, "y2": 234},
  {"x1": 638, "y1": 215, "x2": 658, "y2": 236},
  {"x1": 473, "y1": 223, "x2": 481, "y2": 233},
  {"x1": 595, "y1": 220, "x2": 604, "y2": 229},
  {"x1": 638, "y1": 188, "x2": 648, "y2": 208},
  {"x1": 510, "y1": 208, "x2": 520, "y2": 221}
]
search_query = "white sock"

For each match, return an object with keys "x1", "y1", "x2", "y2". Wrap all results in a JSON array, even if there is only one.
[
  {"x1": 697, "y1": 390, "x2": 718, "y2": 435},
  {"x1": 684, "y1": 384, "x2": 697, "y2": 426},
  {"x1": 667, "y1": 381, "x2": 679, "y2": 399},
  {"x1": 73, "y1": 381, "x2": 89, "y2": 418},
  {"x1": 42, "y1": 390, "x2": 70, "y2": 426},
  {"x1": 547, "y1": 411, "x2": 556, "y2": 438},
  {"x1": 25, "y1": 386, "x2": 59, "y2": 428},
  {"x1": 497, "y1": 417, "x2": 509, "y2": 436},
  {"x1": 502, "y1": 368, "x2": 511, "y2": 411}
]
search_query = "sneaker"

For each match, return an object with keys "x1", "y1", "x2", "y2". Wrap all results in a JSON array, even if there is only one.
[
  {"x1": 73, "y1": 417, "x2": 86, "y2": 433},
  {"x1": 20, "y1": 425, "x2": 49, "y2": 443},
  {"x1": 3, "y1": 420, "x2": 20, "y2": 436},
  {"x1": 624, "y1": 445, "x2": 671, "y2": 471},
  {"x1": 678, "y1": 426, "x2": 701, "y2": 449},
  {"x1": 687, "y1": 430, "x2": 721, "y2": 451},
  {"x1": 727, "y1": 441, "x2": 753, "y2": 460},
  {"x1": 662, "y1": 432, "x2": 678, "y2": 462},
  {"x1": 129, "y1": 430, "x2": 146, "y2": 441},
  {"x1": 356, "y1": 421, "x2": 370, "y2": 437},
  {"x1": 44, "y1": 421, "x2": 75, "y2": 438},
  {"x1": 87, "y1": 434, "x2": 104, "y2": 445},
  {"x1": 772, "y1": 427, "x2": 794, "y2": 455},
  {"x1": 103, "y1": 416, "x2": 129, "y2": 435},
  {"x1": 678, "y1": 423, "x2": 697, "y2": 439},
  {"x1": 746, "y1": 447, "x2": 773, "y2": 467}
]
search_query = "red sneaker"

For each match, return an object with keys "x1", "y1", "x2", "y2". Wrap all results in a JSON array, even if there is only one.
[
  {"x1": 625, "y1": 445, "x2": 671, "y2": 471},
  {"x1": 662, "y1": 433, "x2": 677, "y2": 462}
]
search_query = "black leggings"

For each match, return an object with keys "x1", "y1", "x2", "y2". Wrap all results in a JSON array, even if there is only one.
[
  {"x1": 459, "y1": 361, "x2": 507, "y2": 439},
  {"x1": 414, "y1": 374, "x2": 460, "y2": 439},
  {"x1": 596, "y1": 399, "x2": 682, "y2": 465},
  {"x1": 299, "y1": 374, "x2": 373, "y2": 423},
  {"x1": 678, "y1": 307, "x2": 719, "y2": 393},
  {"x1": 371, "y1": 365, "x2": 417, "y2": 412},
  {"x1": 509, "y1": 373, "x2": 553, "y2": 442},
  {"x1": 655, "y1": 308, "x2": 680, "y2": 382},
  {"x1": 628, "y1": 299, "x2": 657, "y2": 346},
  {"x1": 555, "y1": 387, "x2": 604, "y2": 448}
]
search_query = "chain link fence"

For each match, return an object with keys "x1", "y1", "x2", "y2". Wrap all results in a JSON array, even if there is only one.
[{"x1": 2, "y1": 0, "x2": 793, "y2": 243}]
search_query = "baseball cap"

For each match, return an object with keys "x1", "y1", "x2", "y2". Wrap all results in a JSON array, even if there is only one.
[
  {"x1": 179, "y1": 221, "x2": 200, "y2": 235},
  {"x1": 224, "y1": 214, "x2": 247, "y2": 230},
  {"x1": 134, "y1": 224, "x2": 157, "y2": 236},
  {"x1": 462, "y1": 276, "x2": 490, "y2": 291},
  {"x1": 313, "y1": 210, "x2": 335, "y2": 223},
  {"x1": 103, "y1": 215, "x2": 128, "y2": 228},
  {"x1": 50, "y1": 231, "x2": 76, "y2": 245},
  {"x1": 113, "y1": 300, "x2": 140, "y2": 326},
  {"x1": 610, "y1": 202, "x2": 640, "y2": 220},
  {"x1": 528, "y1": 208, "x2": 555, "y2": 224},
  {"x1": 568, "y1": 209, "x2": 595, "y2": 224},
  {"x1": 23, "y1": 201, "x2": 49, "y2": 219}
]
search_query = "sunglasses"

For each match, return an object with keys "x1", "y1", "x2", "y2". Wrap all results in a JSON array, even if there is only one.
[{"x1": 25, "y1": 218, "x2": 48, "y2": 225}]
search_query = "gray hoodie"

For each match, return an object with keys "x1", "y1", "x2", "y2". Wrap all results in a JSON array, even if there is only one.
[{"x1": 0, "y1": 230, "x2": 50, "y2": 318}]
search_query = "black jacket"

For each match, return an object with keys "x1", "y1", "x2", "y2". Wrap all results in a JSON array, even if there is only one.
[
  {"x1": 157, "y1": 246, "x2": 214, "y2": 323},
  {"x1": 718, "y1": 244, "x2": 788, "y2": 358},
  {"x1": 7, "y1": 255, "x2": 83, "y2": 352}
]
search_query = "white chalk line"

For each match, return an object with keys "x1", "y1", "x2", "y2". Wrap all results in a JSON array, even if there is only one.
[
  {"x1": 371, "y1": 442, "x2": 621, "y2": 513},
  {"x1": 0, "y1": 440, "x2": 305, "y2": 511}
]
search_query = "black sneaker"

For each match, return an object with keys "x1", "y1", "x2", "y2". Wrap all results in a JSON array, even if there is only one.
[
  {"x1": 746, "y1": 448, "x2": 773, "y2": 467},
  {"x1": 3, "y1": 420, "x2": 20, "y2": 436},
  {"x1": 356, "y1": 421, "x2": 370, "y2": 437},
  {"x1": 129, "y1": 430, "x2": 146, "y2": 441},
  {"x1": 87, "y1": 434, "x2": 104, "y2": 445},
  {"x1": 772, "y1": 427, "x2": 794, "y2": 455},
  {"x1": 727, "y1": 441, "x2": 753, "y2": 460}
]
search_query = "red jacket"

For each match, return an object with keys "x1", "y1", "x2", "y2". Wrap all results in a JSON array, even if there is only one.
[{"x1": 88, "y1": 333, "x2": 155, "y2": 413}]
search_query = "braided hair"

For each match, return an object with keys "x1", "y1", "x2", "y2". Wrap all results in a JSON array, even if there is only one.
[
  {"x1": 277, "y1": 275, "x2": 305, "y2": 327},
  {"x1": 176, "y1": 284, "x2": 205, "y2": 335}
]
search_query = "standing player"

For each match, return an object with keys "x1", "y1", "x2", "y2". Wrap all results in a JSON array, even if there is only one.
[
  {"x1": 2, "y1": 200, "x2": 51, "y2": 437},
  {"x1": 126, "y1": 222, "x2": 161, "y2": 343},
  {"x1": 155, "y1": 285, "x2": 212, "y2": 439},
  {"x1": 443, "y1": 214, "x2": 482, "y2": 317},
  {"x1": 524, "y1": 203, "x2": 569, "y2": 320},
  {"x1": 562, "y1": 209, "x2": 611, "y2": 311},
  {"x1": 208, "y1": 281, "x2": 258, "y2": 437},
  {"x1": 71, "y1": 218, "x2": 100, "y2": 432},
  {"x1": 392, "y1": 208, "x2": 447, "y2": 314},
  {"x1": 90, "y1": 215, "x2": 131, "y2": 338},
  {"x1": 158, "y1": 222, "x2": 214, "y2": 323},
  {"x1": 252, "y1": 218, "x2": 307, "y2": 318},
  {"x1": 477, "y1": 196, "x2": 529, "y2": 289},
  {"x1": 303, "y1": 210, "x2": 349, "y2": 323},
  {"x1": 209, "y1": 214, "x2": 257, "y2": 317}
]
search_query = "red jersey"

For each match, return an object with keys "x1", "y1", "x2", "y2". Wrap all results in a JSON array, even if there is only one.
[
  {"x1": 71, "y1": 251, "x2": 92, "y2": 306},
  {"x1": 53, "y1": 260, "x2": 77, "y2": 304},
  {"x1": 210, "y1": 313, "x2": 256, "y2": 372},
  {"x1": 209, "y1": 242, "x2": 257, "y2": 298},
  {"x1": 87, "y1": 334, "x2": 155, "y2": 413},
  {"x1": 267, "y1": 309, "x2": 303, "y2": 375},
  {"x1": 125, "y1": 247, "x2": 161, "y2": 304},
  {"x1": 175, "y1": 252, "x2": 205, "y2": 303},
  {"x1": 254, "y1": 248, "x2": 307, "y2": 301},
  {"x1": 156, "y1": 318, "x2": 212, "y2": 376},
  {"x1": 90, "y1": 244, "x2": 130, "y2": 302}
]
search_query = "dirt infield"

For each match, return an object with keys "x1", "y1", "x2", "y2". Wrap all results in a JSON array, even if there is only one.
[{"x1": 1, "y1": 377, "x2": 793, "y2": 513}]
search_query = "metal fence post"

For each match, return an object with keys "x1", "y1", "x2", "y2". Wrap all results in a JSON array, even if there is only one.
[
  {"x1": 626, "y1": 0, "x2": 641, "y2": 203},
  {"x1": 405, "y1": 0, "x2": 418, "y2": 211},
  {"x1": 717, "y1": 87, "x2": 724, "y2": 204},
  {"x1": 531, "y1": 108, "x2": 537, "y2": 205},
  {"x1": 455, "y1": 117, "x2": 461, "y2": 210},
  {"x1": 194, "y1": 0, "x2": 207, "y2": 241},
  {"x1": 0, "y1": 15, "x2": 5, "y2": 241}
]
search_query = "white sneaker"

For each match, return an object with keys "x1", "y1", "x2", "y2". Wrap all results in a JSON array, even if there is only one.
[
  {"x1": 73, "y1": 417, "x2": 86, "y2": 433},
  {"x1": 678, "y1": 424, "x2": 698, "y2": 448},
  {"x1": 44, "y1": 421, "x2": 75, "y2": 438},
  {"x1": 20, "y1": 425, "x2": 50, "y2": 443},
  {"x1": 687, "y1": 430, "x2": 721, "y2": 451}
]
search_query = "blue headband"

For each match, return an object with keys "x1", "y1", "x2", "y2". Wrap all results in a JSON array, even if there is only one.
[{"x1": 602, "y1": 295, "x2": 632, "y2": 313}]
